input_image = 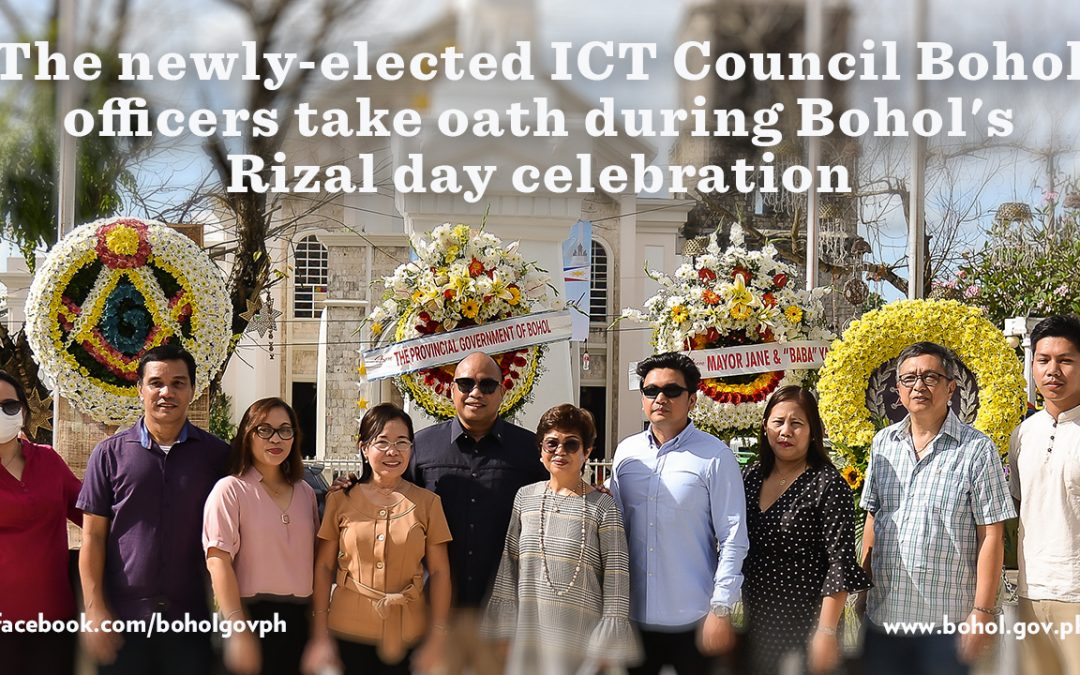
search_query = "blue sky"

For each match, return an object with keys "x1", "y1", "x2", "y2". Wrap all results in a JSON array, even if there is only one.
[{"x1": 1, "y1": 0, "x2": 1077, "y2": 292}]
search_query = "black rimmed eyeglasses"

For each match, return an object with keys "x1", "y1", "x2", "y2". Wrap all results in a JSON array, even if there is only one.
[{"x1": 254, "y1": 424, "x2": 295, "y2": 440}]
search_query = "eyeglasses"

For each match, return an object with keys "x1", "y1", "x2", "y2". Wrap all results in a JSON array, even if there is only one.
[
  {"x1": 454, "y1": 378, "x2": 501, "y2": 395},
  {"x1": 897, "y1": 372, "x2": 950, "y2": 389},
  {"x1": 641, "y1": 384, "x2": 690, "y2": 399},
  {"x1": 540, "y1": 437, "x2": 584, "y2": 454},
  {"x1": 253, "y1": 424, "x2": 295, "y2": 440},
  {"x1": 0, "y1": 399, "x2": 22, "y2": 416},
  {"x1": 369, "y1": 439, "x2": 414, "y2": 453}
]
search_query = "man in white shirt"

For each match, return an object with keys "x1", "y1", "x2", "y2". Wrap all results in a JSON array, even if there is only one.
[{"x1": 1009, "y1": 314, "x2": 1080, "y2": 675}]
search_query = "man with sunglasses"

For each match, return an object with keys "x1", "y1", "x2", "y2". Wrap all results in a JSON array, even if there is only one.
[
  {"x1": 407, "y1": 351, "x2": 547, "y2": 675},
  {"x1": 77, "y1": 344, "x2": 229, "y2": 674},
  {"x1": 858, "y1": 342, "x2": 1014, "y2": 675},
  {"x1": 609, "y1": 352, "x2": 748, "y2": 675}
]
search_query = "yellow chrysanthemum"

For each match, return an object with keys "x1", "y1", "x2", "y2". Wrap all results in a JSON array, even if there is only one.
[
  {"x1": 461, "y1": 299, "x2": 480, "y2": 319},
  {"x1": 105, "y1": 226, "x2": 140, "y2": 255},
  {"x1": 671, "y1": 305, "x2": 689, "y2": 324},
  {"x1": 370, "y1": 322, "x2": 383, "y2": 335},
  {"x1": 818, "y1": 299, "x2": 1026, "y2": 475},
  {"x1": 507, "y1": 286, "x2": 521, "y2": 305},
  {"x1": 784, "y1": 305, "x2": 804, "y2": 324}
]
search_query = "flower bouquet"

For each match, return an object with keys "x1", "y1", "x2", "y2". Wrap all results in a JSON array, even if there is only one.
[{"x1": 365, "y1": 223, "x2": 562, "y2": 420}]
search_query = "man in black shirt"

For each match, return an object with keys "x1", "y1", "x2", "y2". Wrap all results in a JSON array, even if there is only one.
[{"x1": 407, "y1": 351, "x2": 546, "y2": 675}]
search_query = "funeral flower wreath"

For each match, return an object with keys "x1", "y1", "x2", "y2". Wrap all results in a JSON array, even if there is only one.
[
  {"x1": 817, "y1": 299, "x2": 1026, "y2": 492},
  {"x1": 25, "y1": 217, "x2": 231, "y2": 424},
  {"x1": 622, "y1": 225, "x2": 832, "y2": 438},
  {"x1": 365, "y1": 224, "x2": 562, "y2": 420}
]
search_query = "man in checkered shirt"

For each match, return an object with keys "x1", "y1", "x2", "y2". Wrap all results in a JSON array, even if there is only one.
[{"x1": 857, "y1": 342, "x2": 1015, "y2": 675}]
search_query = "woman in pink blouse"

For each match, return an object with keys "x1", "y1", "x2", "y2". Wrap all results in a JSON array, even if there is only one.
[
  {"x1": 203, "y1": 397, "x2": 319, "y2": 675},
  {"x1": 0, "y1": 370, "x2": 82, "y2": 675}
]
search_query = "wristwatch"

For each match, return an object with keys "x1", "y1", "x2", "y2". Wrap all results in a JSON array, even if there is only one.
[{"x1": 710, "y1": 604, "x2": 732, "y2": 619}]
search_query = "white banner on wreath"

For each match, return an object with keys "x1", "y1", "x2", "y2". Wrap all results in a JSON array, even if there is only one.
[
  {"x1": 629, "y1": 340, "x2": 832, "y2": 389},
  {"x1": 363, "y1": 310, "x2": 573, "y2": 381}
]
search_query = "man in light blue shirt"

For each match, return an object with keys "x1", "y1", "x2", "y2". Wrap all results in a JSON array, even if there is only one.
[{"x1": 610, "y1": 352, "x2": 748, "y2": 675}]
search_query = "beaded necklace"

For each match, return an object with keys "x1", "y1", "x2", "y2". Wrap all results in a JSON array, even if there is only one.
[{"x1": 538, "y1": 478, "x2": 588, "y2": 597}]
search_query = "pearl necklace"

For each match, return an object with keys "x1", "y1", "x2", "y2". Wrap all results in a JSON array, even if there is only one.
[{"x1": 539, "y1": 479, "x2": 588, "y2": 597}]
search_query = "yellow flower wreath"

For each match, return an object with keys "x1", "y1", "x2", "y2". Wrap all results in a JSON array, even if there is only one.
[{"x1": 818, "y1": 300, "x2": 1026, "y2": 472}]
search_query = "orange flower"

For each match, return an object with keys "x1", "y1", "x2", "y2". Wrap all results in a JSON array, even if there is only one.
[
  {"x1": 702, "y1": 289, "x2": 721, "y2": 305},
  {"x1": 468, "y1": 258, "x2": 485, "y2": 277}
]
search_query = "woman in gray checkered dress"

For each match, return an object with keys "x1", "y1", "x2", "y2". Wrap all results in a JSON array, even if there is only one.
[{"x1": 485, "y1": 405, "x2": 640, "y2": 675}]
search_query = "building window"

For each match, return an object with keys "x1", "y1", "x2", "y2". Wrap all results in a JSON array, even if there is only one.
[
  {"x1": 589, "y1": 240, "x2": 609, "y2": 324},
  {"x1": 294, "y1": 235, "x2": 328, "y2": 319}
]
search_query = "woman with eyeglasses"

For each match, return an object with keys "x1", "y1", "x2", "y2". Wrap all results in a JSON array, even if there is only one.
[
  {"x1": 741, "y1": 386, "x2": 871, "y2": 674},
  {"x1": 0, "y1": 371, "x2": 82, "y2": 675},
  {"x1": 485, "y1": 404, "x2": 640, "y2": 675},
  {"x1": 203, "y1": 397, "x2": 319, "y2": 675},
  {"x1": 302, "y1": 403, "x2": 452, "y2": 675}
]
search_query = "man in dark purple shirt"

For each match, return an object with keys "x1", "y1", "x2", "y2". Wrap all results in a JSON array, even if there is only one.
[
  {"x1": 407, "y1": 351, "x2": 547, "y2": 675},
  {"x1": 77, "y1": 345, "x2": 228, "y2": 674}
]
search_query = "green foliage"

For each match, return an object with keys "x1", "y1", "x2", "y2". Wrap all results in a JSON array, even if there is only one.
[
  {"x1": 936, "y1": 189, "x2": 1080, "y2": 326},
  {"x1": 209, "y1": 389, "x2": 238, "y2": 443},
  {"x1": 0, "y1": 45, "x2": 139, "y2": 269}
]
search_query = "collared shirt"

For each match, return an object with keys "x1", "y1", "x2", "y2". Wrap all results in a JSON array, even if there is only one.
[
  {"x1": 0, "y1": 440, "x2": 82, "y2": 621},
  {"x1": 861, "y1": 412, "x2": 1015, "y2": 626},
  {"x1": 202, "y1": 467, "x2": 320, "y2": 599},
  {"x1": 408, "y1": 416, "x2": 547, "y2": 607},
  {"x1": 609, "y1": 422, "x2": 748, "y2": 630},
  {"x1": 1009, "y1": 404, "x2": 1080, "y2": 602},
  {"x1": 77, "y1": 419, "x2": 229, "y2": 621}
]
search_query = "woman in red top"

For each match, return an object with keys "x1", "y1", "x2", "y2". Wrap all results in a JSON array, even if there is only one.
[{"x1": 0, "y1": 370, "x2": 82, "y2": 675}]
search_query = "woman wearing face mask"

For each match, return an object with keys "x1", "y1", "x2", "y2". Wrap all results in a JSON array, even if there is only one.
[
  {"x1": 0, "y1": 370, "x2": 82, "y2": 675},
  {"x1": 741, "y1": 386, "x2": 871, "y2": 675},
  {"x1": 302, "y1": 403, "x2": 452, "y2": 675},
  {"x1": 484, "y1": 404, "x2": 640, "y2": 675},
  {"x1": 203, "y1": 397, "x2": 320, "y2": 675}
]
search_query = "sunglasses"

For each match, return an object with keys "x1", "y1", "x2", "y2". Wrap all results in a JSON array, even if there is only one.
[
  {"x1": 540, "y1": 437, "x2": 584, "y2": 454},
  {"x1": 641, "y1": 384, "x2": 690, "y2": 399},
  {"x1": 0, "y1": 399, "x2": 22, "y2": 416},
  {"x1": 254, "y1": 424, "x2": 295, "y2": 440},
  {"x1": 454, "y1": 378, "x2": 501, "y2": 395}
]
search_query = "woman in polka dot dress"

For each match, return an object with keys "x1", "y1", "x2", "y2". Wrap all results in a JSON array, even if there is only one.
[{"x1": 742, "y1": 386, "x2": 872, "y2": 674}]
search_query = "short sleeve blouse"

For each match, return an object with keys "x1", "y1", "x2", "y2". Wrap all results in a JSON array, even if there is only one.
[
  {"x1": 203, "y1": 467, "x2": 319, "y2": 598},
  {"x1": 319, "y1": 481, "x2": 452, "y2": 644}
]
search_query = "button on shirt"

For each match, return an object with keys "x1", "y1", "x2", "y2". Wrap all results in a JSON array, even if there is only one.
[
  {"x1": 861, "y1": 412, "x2": 1015, "y2": 626},
  {"x1": 610, "y1": 422, "x2": 748, "y2": 630},
  {"x1": 1009, "y1": 405, "x2": 1080, "y2": 602},
  {"x1": 408, "y1": 416, "x2": 547, "y2": 607},
  {"x1": 202, "y1": 467, "x2": 320, "y2": 599},
  {"x1": 77, "y1": 419, "x2": 229, "y2": 621}
]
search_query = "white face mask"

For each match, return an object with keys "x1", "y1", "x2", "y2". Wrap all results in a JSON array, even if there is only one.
[{"x1": 0, "y1": 410, "x2": 22, "y2": 444}]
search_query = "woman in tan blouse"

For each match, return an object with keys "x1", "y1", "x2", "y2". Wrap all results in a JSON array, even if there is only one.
[{"x1": 302, "y1": 403, "x2": 452, "y2": 675}]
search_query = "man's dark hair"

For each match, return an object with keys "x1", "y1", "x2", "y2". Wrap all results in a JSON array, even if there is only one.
[
  {"x1": 895, "y1": 342, "x2": 963, "y2": 381},
  {"x1": 1031, "y1": 315, "x2": 1080, "y2": 353},
  {"x1": 137, "y1": 344, "x2": 197, "y2": 387},
  {"x1": 636, "y1": 352, "x2": 701, "y2": 391}
]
